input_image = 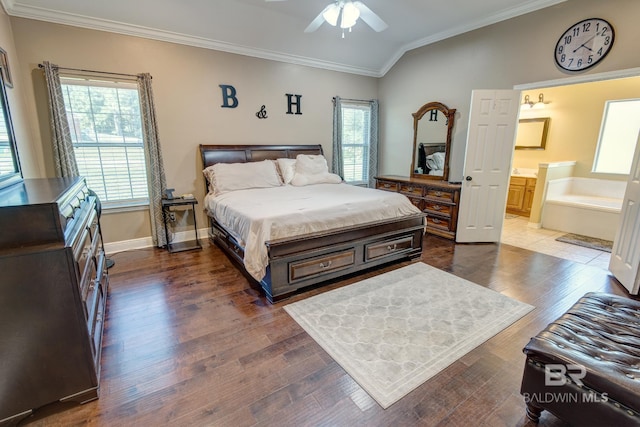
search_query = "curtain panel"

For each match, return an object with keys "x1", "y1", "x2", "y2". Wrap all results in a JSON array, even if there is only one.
[
  {"x1": 42, "y1": 61, "x2": 79, "y2": 177},
  {"x1": 368, "y1": 99, "x2": 379, "y2": 188},
  {"x1": 137, "y1": 73, "x2": 168, "y2": 247},
  {"x1": 331, "y1": 96, "x2": 344, "y2": 178}
]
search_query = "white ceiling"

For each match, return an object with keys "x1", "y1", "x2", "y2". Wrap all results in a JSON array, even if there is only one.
[{"x1": 2, "y1": 0, "x2": 566, "y2": 77}]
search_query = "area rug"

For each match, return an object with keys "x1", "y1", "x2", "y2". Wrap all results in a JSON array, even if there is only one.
[
  {"x1": 283, "y1": 262, "x2": 534, "y2": 409},
  {"x1": 556, "y1": 233, "x2": 613, "y2": 252}
]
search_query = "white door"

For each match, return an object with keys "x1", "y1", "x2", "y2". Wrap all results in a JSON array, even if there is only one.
[
  {"x1": 457, "y1": 90, "x2": 520, "y2": 242},
  {"x1": 609, "y1": 131, "x2": 640, "y2": 295}
]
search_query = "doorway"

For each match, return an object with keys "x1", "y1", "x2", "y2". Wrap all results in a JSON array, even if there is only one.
[{"x1": 500, "y1": 68, "x2": 640, "y2": 269}]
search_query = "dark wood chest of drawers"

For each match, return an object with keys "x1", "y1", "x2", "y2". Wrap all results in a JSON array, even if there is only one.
[
  {"x1": 376, "y1": 175, "x2": 461, "y2": 240},
  {"x1": 0, "y1": 178, "x2": 108, "y2": 425}
]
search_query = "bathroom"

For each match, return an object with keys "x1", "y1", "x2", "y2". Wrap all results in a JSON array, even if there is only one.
[{"x1": 506, "y1": 75, "x2": 640, "y2": 243}]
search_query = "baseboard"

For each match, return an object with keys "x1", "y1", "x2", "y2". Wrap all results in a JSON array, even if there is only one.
[
  {"x1": 104, "y1": 227, "x2": 209, "y2": 255},
  {"x1": 527, "y1": 222, "x2": 542, "y2": 229}
]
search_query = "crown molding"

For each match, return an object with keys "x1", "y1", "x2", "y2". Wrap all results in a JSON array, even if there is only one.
[{"x1": 3, "y1": 0, "x2": 566, "y2": 78}]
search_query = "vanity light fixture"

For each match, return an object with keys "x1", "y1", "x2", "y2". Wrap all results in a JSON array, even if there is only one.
[
  {"x1": 532, "y1": 93, "x2": 546, "y2": 109},
  {"x1": 521, "y1": 93, "x2": 548, "y2": 110},
  {"x1": 521, "y1": 95, "x2": 534, "y2": 110}
]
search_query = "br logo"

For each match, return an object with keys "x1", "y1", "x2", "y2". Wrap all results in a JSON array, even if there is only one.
[{"x1": 545, "y1": 364, "x2": 586, "y2": 386}]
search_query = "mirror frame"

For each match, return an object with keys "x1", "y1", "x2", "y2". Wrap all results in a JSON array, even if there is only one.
[
  {"x1": 515, "y1": 117, "x2": 549, "y2": 150},
  {"x1": 0, "y1": 64, "x2": 22, "y2": 191},
  {"x1": 410, "y1": 101, "x2": 455, "y2": 181}
]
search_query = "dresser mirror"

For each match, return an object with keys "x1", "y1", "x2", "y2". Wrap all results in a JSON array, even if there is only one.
[
  {"x1": 0, "y1": 68, "x2": 22, "y2": 191},
  {"x1": 410, "y1": 102, "x2": 455, "y2": 181}
]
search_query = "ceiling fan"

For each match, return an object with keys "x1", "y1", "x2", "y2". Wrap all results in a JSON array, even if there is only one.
[{"x1": 266, "y1": 0, "x2": 388, "y2": 36}]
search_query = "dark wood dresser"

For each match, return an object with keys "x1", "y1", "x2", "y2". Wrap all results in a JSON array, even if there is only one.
[
  {"x1": 0, "y1": 177, "x2": 108, "y2": 425},
  {"x1": 376, "y1": 175, "x2": 461, "y2": 240}
]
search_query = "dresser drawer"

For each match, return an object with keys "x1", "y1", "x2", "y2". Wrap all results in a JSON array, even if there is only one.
[
  {"x1": 424, "y1": 201, "x2": 452, "y2": 217},
  {"x1": 426, "y1": 214, "x2": 453, "y2": 231},
  {"x1": 289, "y1": 249, "x2": 355, "y2": 282},
  {"x1": 509, "y1": 176, "x2": 527, "y2": 186},
  {"x1": 91, "y1": 284, "x2": 106, "y2": 369},
  {"x1": 76, "y1": 229, "x2": 96, "y2": 295},
  {"x1": 406, "y1": 196, "x2": 424, "y2": 210},
  {"x1": 89, "y1": 251, "x2": 108, "y2": 368},
  {"x1": 365, "y1": 235, "x2": 414, "y2": 261},
  {"x1": 61, "y1": 183, "x2": 92, "y2": 244},
  {"x1": 376, "y1": 180, "x2": 399, "y2": 192},
  {"x1": 425, "y1": 187, "x2": 454, "y2": 202},
  {"x1": 399, "y1": 183, "x2": 423, "y2": 197},
  {"x1": 85, "y1": 251, "x2": 107, "y2": 335}
]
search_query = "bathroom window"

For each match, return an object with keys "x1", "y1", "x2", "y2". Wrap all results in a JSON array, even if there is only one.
[{"x1": 593, "y1": 98, "x2": 640, "y2": 175}]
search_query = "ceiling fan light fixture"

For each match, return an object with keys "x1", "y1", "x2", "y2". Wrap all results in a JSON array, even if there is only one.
[
  {"x1": 322, "y1": 4, "x2": 340, "y2": 27},
  {"x1": 340, "y1": 2, "x2": 360, "y2": 29}
]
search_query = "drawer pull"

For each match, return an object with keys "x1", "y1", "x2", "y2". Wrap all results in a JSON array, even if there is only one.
[
  {"x1": 383, "y1": 183, "x2": 390, "y2": 188},
  {"x1": 434, "y1": 191, "x2": 443, "y2": 197},
  {"x1": 319, "y1": 260, "x2": 332, "y2": 269},
  {"x1": 387, "y1": 244, "x2": 398, "y2": 252},
  {"x1": 432, "y1": 218, "x2": 441, "y2": 224},
  {"x1": 408, "y1": 186, "x2": 414, "y2": 192},
  {"x1": 432, "y1": 205, "x2": 442, "y2": 211}
]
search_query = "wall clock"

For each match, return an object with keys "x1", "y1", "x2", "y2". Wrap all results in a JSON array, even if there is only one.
[{"x1": 554, "y1": 18, "x2": 614, "y2": 72}]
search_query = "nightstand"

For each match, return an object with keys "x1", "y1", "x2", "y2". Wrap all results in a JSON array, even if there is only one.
[{"x1": 161, "y1": 197, "x2": 202, "y2": 253}]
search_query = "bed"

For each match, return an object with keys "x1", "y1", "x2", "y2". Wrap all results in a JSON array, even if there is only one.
[
  {"x1": 199, "y1": 144, "x2": 426, "y2": 302},
  {"x1": 417, "y1": 143, "x2": 446, "y2": 176}
]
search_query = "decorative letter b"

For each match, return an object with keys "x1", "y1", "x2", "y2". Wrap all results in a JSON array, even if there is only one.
[{"x1": 219, "y1": 85, "x2": 238, "y2": 108}]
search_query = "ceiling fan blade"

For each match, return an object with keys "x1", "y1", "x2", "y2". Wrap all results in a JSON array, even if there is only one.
[
  {"x1": 353, "y1": 1, "x2": 388, "y2": 32},
  {"x1": 304, "y1": 6, "x2": 330, "y2": 33}
]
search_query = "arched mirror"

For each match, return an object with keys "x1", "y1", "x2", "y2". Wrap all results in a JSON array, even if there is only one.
[
  {"x1": 410, "y1": 102, "x2": 455, "y2": 181},
  {"x1": 0, "y1": 66, "x2": 21, "y2": 191}
]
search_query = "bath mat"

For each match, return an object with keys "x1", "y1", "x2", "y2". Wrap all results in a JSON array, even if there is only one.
[
  {"x1": 556, "y1": 233, "x2": 613, "y2": 253},
  {"x1": 284, "y1": 262, "x2": 534, "y2": 409}
]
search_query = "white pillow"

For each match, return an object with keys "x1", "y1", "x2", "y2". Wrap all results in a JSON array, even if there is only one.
[
  {"x1": 203, "y1": 160, "x2": 282, "y2": 195},
  {"x1": 276, "y1": 158, "x2": 297, "y2": 185},
  {"x1": 290, "y1": 154, "x2": 342, "y2": 186}
]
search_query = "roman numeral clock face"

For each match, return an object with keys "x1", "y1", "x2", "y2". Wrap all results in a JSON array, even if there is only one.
[{"x1": 555, "y1": 18, "x2": 615, "y2": 72}]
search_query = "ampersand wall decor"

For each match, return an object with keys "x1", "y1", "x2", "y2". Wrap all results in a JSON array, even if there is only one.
[{"x1": 256, "y1": 105, "x2": 268, "y2": 119}]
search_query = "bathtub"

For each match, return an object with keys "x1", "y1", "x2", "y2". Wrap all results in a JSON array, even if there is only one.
[{"x1": 541, "y1": 177, "x2": 626, "y2": 241}]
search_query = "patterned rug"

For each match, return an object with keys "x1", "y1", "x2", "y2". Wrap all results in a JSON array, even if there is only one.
[
  {"x1": 556, "y1": 233, "x2": 613, "y2": 253},
  {"x1": 284, "y1": 262, "x2": 534, "y2": 408}
]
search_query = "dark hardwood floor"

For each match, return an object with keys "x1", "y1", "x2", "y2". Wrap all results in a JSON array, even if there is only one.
[{"x1": 19, "y1": 235, "x2": 632, "y2": 426}]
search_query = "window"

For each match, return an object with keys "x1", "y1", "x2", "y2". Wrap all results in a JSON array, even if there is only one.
[
  {"x1": 341, "y1": 102, "x2": 371, "y2": 185},
  {"x1": 593, "y1": 98, "x2": 640, "y2": 175},
  {"x1": 61, "y1": 78, "x2": 148, "y2": 208}
]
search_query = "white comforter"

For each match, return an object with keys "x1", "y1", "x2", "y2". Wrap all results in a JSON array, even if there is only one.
[{"x1": 204, "y1": 183, "x2": 421, "y2": 281}]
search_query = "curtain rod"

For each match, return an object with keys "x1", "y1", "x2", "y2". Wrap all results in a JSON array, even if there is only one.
[
  {"x1": 333, "y1": 97, "x2": 375, "y2": 102},
  {"x1": 37, "y1": 63, "x2": 146, "y2": 79}
]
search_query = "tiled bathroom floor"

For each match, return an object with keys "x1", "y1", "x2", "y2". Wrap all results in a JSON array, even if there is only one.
[{"x1": 501, "y1": 215, "x2": 612, "y2": 270}]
